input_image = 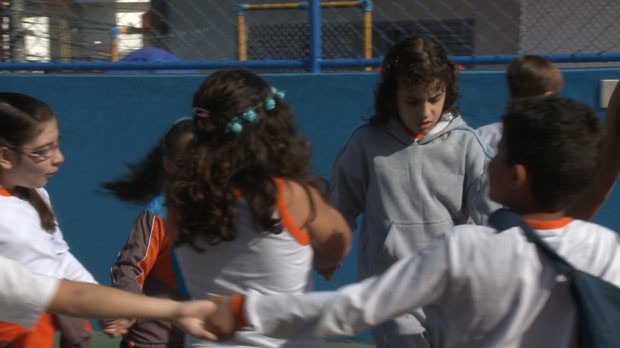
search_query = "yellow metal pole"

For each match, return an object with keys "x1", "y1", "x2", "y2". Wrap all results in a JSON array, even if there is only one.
[
  {"x1": 320, "y1": 1, "x2": 359, "y2": 7},
  {"x1": 59, "y1": 20, "x2": 70, "y2": 62},
  {"x1": 110, "y1": 27, "x2": 119, "y2": 62},
  {"x1": 245, "y1": 3, "x2": 304, "y2": 10},
  {"x1": 364, "y1": 10, "x2": 372, "y2": 71},
  {"x1": 237, "y1": 14, "x2": 247, "y2": 61}
]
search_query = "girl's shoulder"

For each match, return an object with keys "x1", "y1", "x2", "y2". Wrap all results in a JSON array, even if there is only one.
[
  {"x1": 276, "y1": 178, "x2": 319, "y2": 225},
  {"x1": 276, "y1": 178, "x2": 313, "y2": 208}
]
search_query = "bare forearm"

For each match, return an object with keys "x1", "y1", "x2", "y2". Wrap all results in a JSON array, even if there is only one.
[{"x1": 49, "y1": 280, "x2": 181, "y2": 320}]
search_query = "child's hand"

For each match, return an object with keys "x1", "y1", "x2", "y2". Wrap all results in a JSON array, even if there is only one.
[
  {"x1": 170, "y1": 300, "x2": 219, "y2": 341},
  {"x1": 100, "y1": 318, "x2": 135, "y2": 337},
  {"x1": 203, "y1": 295, "x2": 237, "y2": 341}
]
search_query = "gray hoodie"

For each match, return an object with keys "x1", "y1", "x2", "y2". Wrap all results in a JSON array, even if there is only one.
[{"x1": 330, "y1": 113, "x2": 501, "y2": 279}]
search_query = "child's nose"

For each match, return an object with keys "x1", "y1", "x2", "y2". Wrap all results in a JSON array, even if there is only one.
[
  {"x1": 52, "y1": 148, "x2": 64, "y2": 165},
  {"x1": 423, "y1": 102, "x2": 433, "y2": 118}
]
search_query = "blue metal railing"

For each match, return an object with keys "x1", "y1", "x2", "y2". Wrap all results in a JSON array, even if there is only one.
[
  {"x1": 0, "y1": 0, "x2": 618, "y2": 73},
  {"x1": 0, "y1": 52, "x2": 619, "y2": 72}
]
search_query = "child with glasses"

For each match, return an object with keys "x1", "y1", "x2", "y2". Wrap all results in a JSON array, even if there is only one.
[{"x1": 0, "y1": 92, "x2": 96, "y2": 348}]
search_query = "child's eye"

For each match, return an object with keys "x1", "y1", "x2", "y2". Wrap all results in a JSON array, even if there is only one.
[{"x1": 29, "y1": 146, "x2": 54, "y2": 159}]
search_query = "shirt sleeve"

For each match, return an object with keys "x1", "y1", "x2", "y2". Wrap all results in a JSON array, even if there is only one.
[
  {"x1": 110, "y1": 211, "x2": 169, "y2": 294},
  {"x1": 463, "y1": 132, "x2": 502, "y2": 224},
  {"x1": 329, "y1": 130, "x2": 369, "y2": 230},
  {"x1": 0, "y1": 255, "x2": 60, "y2": 328},
  {"x1": 59, "y1": 252, "x2": 97, "y2": 284},
  {"x1": 244, "y1": 235, "x2": 452, "y2": 339}
]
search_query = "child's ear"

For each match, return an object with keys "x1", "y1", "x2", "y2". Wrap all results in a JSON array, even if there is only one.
[
  {"x1": 0, "y1": 146, "x2": 14, "y2": 170},
  {"x1": 510, "y1": 163, "x2": 529, "y2": 190}
]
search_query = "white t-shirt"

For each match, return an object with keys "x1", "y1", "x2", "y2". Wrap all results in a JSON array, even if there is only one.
[
  {"x1": 0, "y1": 188, "x2": 96, "y2": 283},
  {"x1": 0, "y1": 255, "x2": 59, "y2": 328}
]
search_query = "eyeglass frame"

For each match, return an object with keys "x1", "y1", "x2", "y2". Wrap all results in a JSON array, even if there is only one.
[{"x1": 8, "y1": 135, "x2": 63, "y2": 161}]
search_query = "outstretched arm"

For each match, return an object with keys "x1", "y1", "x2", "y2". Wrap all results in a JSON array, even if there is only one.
[
  {"x1": 567, "y1": 80, "x2": 620, "y2": 220},
  {"x1": 49, "y1": 280, "x2": 217, "y2": 341},
  {"x1": 204, "y1": 237, "x2": 452, "y2": 341}
]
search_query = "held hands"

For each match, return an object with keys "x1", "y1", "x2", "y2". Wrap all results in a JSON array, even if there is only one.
[
  {"x1": 171, "y1": 300, "x2": 220, "y2": 341},
  {"x1": 99, "y1": 300, "x2": 220, "y2": 341},
  {"x1": 203, "y1": 295, "x2": 237, "y2": 341},
  {"x1": 100, "y1": 318, "x2": 135, "y2": 337}
]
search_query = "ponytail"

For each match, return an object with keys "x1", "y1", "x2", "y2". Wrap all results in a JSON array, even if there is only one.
[{"x1": 20, "y1": 188, "x2": 56, "y2": 232}]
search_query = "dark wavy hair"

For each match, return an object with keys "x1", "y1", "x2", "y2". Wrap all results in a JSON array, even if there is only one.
[
  {"x1": 102, "y1": 118, "x2": 193, "y2": 204},
  {"x1": 166, "y1": 69, "x2": 323, "y2": 250},
  {"x1": 502, "y1": 96, "x2": 604, "y2": 210},
  {"x1": 370, "y1": 35, "x2": 459, "y2": 125},
  {"x1": 0, "y1": 92, "x2": 57, "y2": 231}
]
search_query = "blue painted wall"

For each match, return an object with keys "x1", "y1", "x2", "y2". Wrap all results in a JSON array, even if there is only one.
[{"x1": 0, "y1": 69, "x2": 618, "y2": 341}]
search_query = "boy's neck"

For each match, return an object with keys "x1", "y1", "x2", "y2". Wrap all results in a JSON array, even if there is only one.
[{"x1": 518, "y1": 211, "x2": 566, "y2": 221}]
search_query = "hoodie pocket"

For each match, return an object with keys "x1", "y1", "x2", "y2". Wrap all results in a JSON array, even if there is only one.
[{"x1": 378, "y1": 220, "x2": 452, "y2": 267}]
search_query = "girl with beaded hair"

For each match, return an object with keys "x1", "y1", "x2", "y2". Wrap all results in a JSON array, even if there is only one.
[{"x1": 165, "y1": 68, "x2": 352, "y2": 348}]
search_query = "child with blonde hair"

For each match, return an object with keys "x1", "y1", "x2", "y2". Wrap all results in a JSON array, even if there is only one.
[{"x1": 477, "y1": 54, "x2": 564, "y2": 152}]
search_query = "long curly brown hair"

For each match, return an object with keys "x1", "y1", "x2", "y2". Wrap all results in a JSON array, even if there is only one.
[
  {"x1": 371, "y1": 35, "x2": 459, "y2": 125},
  {"x1": 166, "y1": 69, "x2": 322, "y2": 250}
]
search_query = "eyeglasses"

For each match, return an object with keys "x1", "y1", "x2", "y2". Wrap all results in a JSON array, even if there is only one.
[{"x1": 13, "y1": 135, "x2": 63, "y2": 161}]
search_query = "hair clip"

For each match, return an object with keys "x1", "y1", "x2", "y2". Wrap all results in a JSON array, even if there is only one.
[
  {"x1": 265, "y1": 87, "x2": 285, "y2": 110},
  {"x1": 264, "y1": 98, "x2": 276, "y2": 110},
  {"x1": 193, "y1": 107, "x2": 210, "y2": 118},
  {"x1": 271, "y1": 87, "x2": 285, "y2": 99},
  {"x1": 228, "y1": 118, "x2": 243, "y2": 133},
  {"x1": 242, "y1": 108, "x2": 258, "y2": 122},
  {"x1": 226, "y1": 87, "x2": 285, "y2": 134}
]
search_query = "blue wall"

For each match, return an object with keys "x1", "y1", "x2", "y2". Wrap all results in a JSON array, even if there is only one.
[{"x1": 0, "y1": 69, "x2": 618, "y2": 340}]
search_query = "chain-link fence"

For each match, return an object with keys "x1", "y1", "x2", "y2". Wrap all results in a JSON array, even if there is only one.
[{"x1": 2, "y1": 0, "x2": 619, "y2": 72}]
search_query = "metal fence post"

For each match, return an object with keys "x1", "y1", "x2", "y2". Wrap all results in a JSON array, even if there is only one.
[{"x1": 309, "y1": 0, "x2": 321, "y2": 73}]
